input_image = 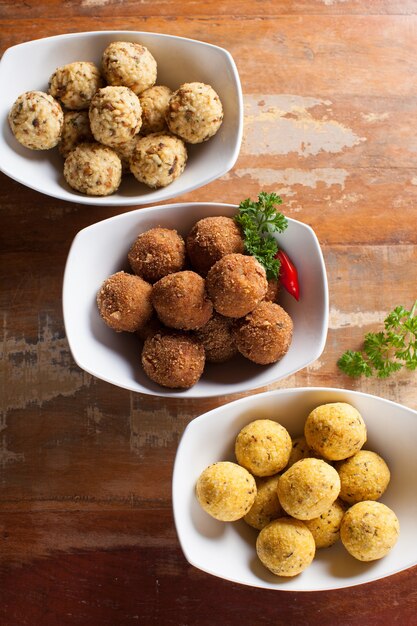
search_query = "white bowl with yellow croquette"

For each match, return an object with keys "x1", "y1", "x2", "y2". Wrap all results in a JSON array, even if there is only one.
[{"x1": 173, "y1": 387, "x2": 417, "y2": 590}]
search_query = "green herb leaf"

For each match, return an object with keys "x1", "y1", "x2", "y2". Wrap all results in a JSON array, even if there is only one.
[
  {"x1": 338, "y1": 300, "x2": 417, "y2": 378},
  {"x1": 234, "y1": 192, "x2": 288, "y2": 279}
]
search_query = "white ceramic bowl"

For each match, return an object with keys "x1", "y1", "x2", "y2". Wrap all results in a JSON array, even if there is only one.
[
  {"x1": 173, "y1": 387, "x2": 417, "y2": 590},
  {"x1": 0, "y1": 31, "x2": 243, "y2": 205},
  {"x1": 63, "y1": 202, "x2": 328, "y2": 398}
]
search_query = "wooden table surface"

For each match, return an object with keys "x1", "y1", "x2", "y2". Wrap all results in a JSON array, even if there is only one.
[{"x1": 1, "y1": 1, "x2": 417, "y2": 624}]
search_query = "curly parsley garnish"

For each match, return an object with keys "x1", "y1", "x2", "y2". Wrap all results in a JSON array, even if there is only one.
[
  {"x1": 338, "y1": 301, "x2": 417, "y2": 378},
  {"x1": 234, "y1": 192, "x2": 288, "y2": 279}
]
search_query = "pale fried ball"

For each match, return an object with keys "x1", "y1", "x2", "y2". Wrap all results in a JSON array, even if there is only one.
[
  {"x1": 304, "y1": 403, "x2": 367, "y2": 461},
  {"x1": 49, "y1": 61, "x2": 103, "y2": 110},
  {"x1": 206, "y1": 253, "x2": 268, "y2": 318},
  {"x1": 63, "y1": 142, "x2": 122, "y2": 196},
  {"x1": 244, "y1": 474, "x2": 282, "y2": 530},
  {"x1": 113, "y1": 136, "x2": 139, "y2": 173},
  {"x1": 235, "y1": 419, "x2": 292, "y2": 477},
  {"x1": 277, "y1": 458, "x2": 341, "y2": 520},
  {"x1": 128, "y1": 227, "x2": 185, "y2": 283},
  {"x1": 97, "y1": 271, "x2": 152, "y2": 333},
  {"x1": 335, "y1": 450, "x2": 391, "y2": 505},
  {"x1": 195, "y1": 313, "x2": 237, "y2": 363},
  {"x1": 196, "y1": 461, "x2": 256, "y2": 522},
  {"x1": 232, "y1": 301, "x2": 293, "y2": 365},
  {"x1": 256, "y1": 518, "x2": 316, "y2": 577},
  {"x1": 304, "y1": 499, "x2": 346, "y2": 549},
  {"x1": 166, "y1": 82, "x2": 223, "y2": 144},
  {"x1": 186, "y1": 216, "x2": 244, "y2": 276},
  {"x1": 89, "y1": 86, "x2": 142, "y2": 147},
  {"x1": 152, "y1": 271, "x2": 213, "y2": 330},
  {"x1": 340, "y1": 501, "x2": 400, "y2": 561},
  {"x1": 130, "y1": 133, "x2": 187, "y2": 188},
  {"x1": 8, "y1": 91, "x2": 63, "y2": 150},
  {"x1": 102, "y1": 41, "x2": 157, "y2": 95},
  {"x1": 58, "y1": 110, "x2": 93, "y2": 158},
  {"x1": 139, "y1": 85, "x2": 172, "y2": 134},
  {"x1": 141, "y1": 332, "x2": 205, "y2": 389}
]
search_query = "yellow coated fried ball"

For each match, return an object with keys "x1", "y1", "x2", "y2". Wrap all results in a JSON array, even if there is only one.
[
  {"x1": 304, "y1": 499, "x2": 346, "y2": 549},
  {"x1": 277, "y1": 458, "x2": 341, "y2": 520},
  {"x1": 235, "y1": 419, "x2": 292, "y2": 477},
  {"x1": 196, "y1": 461, "x2": 257, "y2": 522},
  {"x1": 256, "y1": 518, "x2": 316, "y2": 577},
  {"x1": 335, "y1": 450, "x2": 391, "y2": 505},
  {"x1": 243, "y1": 474, "x2": 283, "y2": 530},
  {"x1": 340, "y1": 500, "x2": 400, "y2": 561},
  {"x1": 304, "y1": 402, "x2": 367, "y2": 461}
]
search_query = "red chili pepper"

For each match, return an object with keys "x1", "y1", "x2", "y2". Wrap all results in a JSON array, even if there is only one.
[{"x1": 275, "y1": 249, "x2": 300, "y2": 301}]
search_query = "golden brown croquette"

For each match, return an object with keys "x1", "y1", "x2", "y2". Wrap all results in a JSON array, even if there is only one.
[
  {"x1": 97, "y1": 271, "x2": 153, "y2": 333},
  {"x1": 195, "y1": 312, "x2": 237, "y2": 363},
  {"x1": 152, "y1": 271, "x2": 213, "y2": 330},
  {"x1": 141, "y1": 332, "x2": 205, "y2": 388},
  {"x1": 186, "y1": 216, "x2": 244, "y2": 276},
  {"x1": 128, "y1": 227, "x2": 185, "y2": 283}
]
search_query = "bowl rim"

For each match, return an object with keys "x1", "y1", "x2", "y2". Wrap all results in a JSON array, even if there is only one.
[
  {"x1": 172, "y1": 385, "x2": 417, "y2": 591},
  {"x1": 0, "y1": 30, "x2": 244, "y2": 206},
  {"x1": 62, "y1": 201, "x2": 329, "y2": 398}
]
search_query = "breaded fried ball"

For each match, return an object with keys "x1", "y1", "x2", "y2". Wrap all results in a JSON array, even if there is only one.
[
  {"x1": 49, "y1": 61, "x2": 103, "y2": 110},
  {"x1": 130, "y1": 133, "x2": 187, "y2": 188},
  {"x1": 89, "y1": 86, "x2": 142, "y2": 147},
  {"x1": 206, "y1": 253, "x2": 268, "y2": 318},
  {"x1": 152, "y1": 271, "x2": 213, "y2": 330},
  {"x1": 97, "y1": 271, "x2": 152, "y2": 333},
  {"x1": 265, "y1": 278, "x2": 280, "y2": 303},
  {"x1": 63, "y1": 143, "x2": 122, "y2": 196},
  {"x1": 8, "y1": 91, "x2": 64, "y2": 150},
  {"x1": 141, "y1": 332, "x2": 205, "y2": 389},
  {"x1": 196, "y1": 461, "x2": 256, "y2": 522},
  {"x1": 340, "y1": 501, "x2": 400, "y2": 561},
  {"x1": 136, "y1": 312, "x2": 165, "y2": 341},
  {"x1": 58, "y1": 110, "x2": 94, "y2": 158},
  {"x1": 304, "y1": 500, "x2": 346, "y2": 549},
  {"x1": 235, "y1": 419, "x2": 292, "y2": 477},
  {"x1": 195, "y1": 313, "x2": 237, "y2": 363},
  {"x1": 304, "y1": 403, "x2": 367, "y2": 461},
  {"x1": 166, "y1": 82, "x2": 223, "y2": 144},
  {"x1": 232, "y1": 301, "x2": 293, "y2": 365},
  {"x1": 102, "y1": 41, "x2": 157, "y2": 95},
  {"x1": 139, "y1": 85, "x2": 172, "y2": 134},
  {"x1": 256, "y1": 518, "x2": 316, "y2": 577},
  {"x1": 244, "y1": 474, "x2": 283, "y2": 530},
  {"x1": 277, "y1": 458, "x2": 341, "y2": 520},
  {"x1": 186, "y1": 216, "x2": 244, "y2": 276},
  {"x1": 128, "y1": 227, "x2": 185, "y2": 283},
  {"x1": 335, "y1": 450, "x2": 391, "y2": 505}
]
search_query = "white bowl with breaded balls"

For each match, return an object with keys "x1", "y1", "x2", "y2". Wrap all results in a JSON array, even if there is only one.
[
  {"x1": 63, "y1": 201, "x2": 328, "y2": 398},
  {"x1": 173, "y1": 387, "x2": 417, "y2": 590},
  {"x1": 0, "y1": 31, "x2": 243, "y2": 205}
]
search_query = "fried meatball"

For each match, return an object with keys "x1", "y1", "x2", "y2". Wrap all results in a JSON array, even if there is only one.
[
  {"x1": 277, "y1": 458, "x2": 341, "y2": 520},
  {"x1": 244, "y1": 474, "x2": 283, "y2": 530},
  {"x1": 141, "y1": 332, "x2": 205, "y2": 388},
  {"x1": 89, "y1": 86, "x2": 142, "y2": 147},
  {"x1": 58, "y1": 110, "x2": 94, "y2": 158},
  {"x1": 195, "y1": 313, "x2": 237, "y2": 363},
  {"x1": 335, "y1": 450, "x2": 391, "y2": 505},
  {"x1": 340, "y1": 501, "x2": 400, "y2": 562},
  {"x1": 97, "y1": 271, "x2": 152, "y2": 333},
  {"x1": 8, "y1": 91, "x2": 63, "y2": 150},
  {"x1": 256, "y1": 518, "x2": 316, "y2": 577},
  {"x1": 304, "y1": 403, "x2": 367, "y2": 461},
  {"x1": 235, "y1": 419, "x2": 292, "y2": 477},
  {"x1": 130, "y1": 133, "x2": 187, "y2": 188},
  {"x1": 128, "y1": 227, "x2": 185, "y2": 283},
  {"x1": 206, "y1": 253, "x2": 268, "y2": 318},
  {"x1": 49, "y1": 61, "x2": 103, "y2": 110},
  {"x1": 63, "y1": 142, "x2": 122, "y2": 196},
  {"x1": 152, "y1": 271, "x2": 213, "y2": 330},
  {"x1": 166, "y1": 82, "x2": 223, "y2": 143},
  {"x1": 232, "y1": 301, "x2": 293, "y2": 365},
  {"x1": 186, "y1": 216, "x2": 245, "y2": 276},
  {"x1": 139, "y1": 85, "x2": 172, "y2": 134},
  {"x1": 304, "y1": 500, "x2": 346, "y2": 549},
  {"x1": 265, "y1": 278, "x2": 280, "y2": 303},
  {"x1": 102, "y1": 41, "x2": 157, "y2": 95},
  {"x1": 196, "y1": 461, "x2": 257, "y2": 522}
]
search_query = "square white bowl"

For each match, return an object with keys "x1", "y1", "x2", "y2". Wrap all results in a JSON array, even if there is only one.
[
  {"x1": 173, "y1": 387, "x2": 417, "y2": 590},
  {"x1": 63, "y1": 202, "x2": 328, "y2": 398},
  {"x1": 0, "y1": 31, "x2": 243, "y2": 206}
]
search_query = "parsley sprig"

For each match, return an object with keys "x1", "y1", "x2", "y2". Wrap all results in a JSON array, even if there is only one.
[
  {"x1": 338, "y1": 301, "x2": 417, "y2": 378},
  {"x1": 234, "y1": 192, "x2": 288, "y2": 279}
]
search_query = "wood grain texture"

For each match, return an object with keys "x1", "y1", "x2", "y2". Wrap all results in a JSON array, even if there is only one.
[{"x1": 1, "y1": 1, "x2": 417, "y2": 624}]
